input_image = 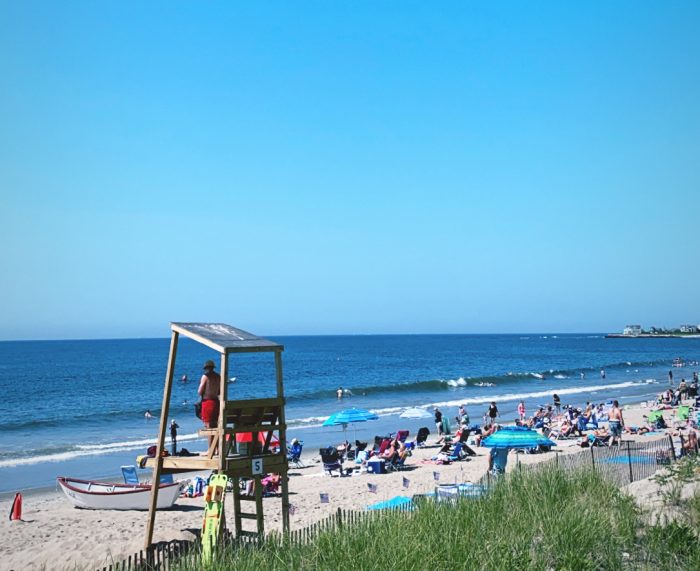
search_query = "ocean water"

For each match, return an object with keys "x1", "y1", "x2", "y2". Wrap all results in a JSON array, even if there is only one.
[{"x1": 1, "y1": 334, "x2": 698, "y2": 493}]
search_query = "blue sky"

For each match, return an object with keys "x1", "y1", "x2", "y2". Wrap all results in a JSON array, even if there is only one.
[{"x1": 1, "y1": 2, "x2": 699, "y2": 340}]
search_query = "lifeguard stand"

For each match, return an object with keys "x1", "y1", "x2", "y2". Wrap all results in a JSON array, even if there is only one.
[{"x1": 144, "y1": 322, "x2": 290, "y2": 548}]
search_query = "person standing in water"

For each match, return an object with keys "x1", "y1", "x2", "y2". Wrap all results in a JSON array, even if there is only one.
[
  {"x1": 668, "y1": 369, "x2": 674, "y2": 386},
  {"x1": 600, "y1": 368, "x2": 606, "y2": 379},
  {"x1": 517, "y1": 401, "x2": 526, "y2": 422},
  {"x1": 198, "y1": 360, "x2": 221, "y2": 429},
  {"x1": 337, "y1": 386, "x2": 344, "y2": 399}
]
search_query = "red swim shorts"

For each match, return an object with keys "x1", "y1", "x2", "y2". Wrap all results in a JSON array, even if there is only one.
[{"x1": 201, "y1": 399, "x2": 220, "y2": 425}]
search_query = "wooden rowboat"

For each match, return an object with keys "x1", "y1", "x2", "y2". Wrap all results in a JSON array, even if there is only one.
[{"x1": 57, "y1": 476, "x2": 181, "y2": 510}]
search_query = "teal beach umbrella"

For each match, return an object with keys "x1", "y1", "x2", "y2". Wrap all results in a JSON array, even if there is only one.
[
  {"x1": 482, "y1": 426, "x2": 556, "y2": 449},
  {"x1": 323, "y1": 408, "x2": 379, "y2": 442}
]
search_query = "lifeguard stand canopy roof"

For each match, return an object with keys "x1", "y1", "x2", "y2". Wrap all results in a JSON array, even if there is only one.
[{"x1": 171, "y1": 322, "x2": 283, "y2": 354}]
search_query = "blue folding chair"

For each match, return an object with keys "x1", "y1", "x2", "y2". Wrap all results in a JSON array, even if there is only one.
[
  {"x1": 122, "y1": 464, "x2": 173, "y2": 485},
  {"x1": 121, "y1": 465, "x2": 140, "y2": 485},
  {"x1": 287, "y1": 441, "x2": 304, "y2": 468}
]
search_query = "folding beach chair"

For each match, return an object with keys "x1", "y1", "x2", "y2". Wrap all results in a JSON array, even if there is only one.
[
  {"x1": 121, "y1": 465, "x2": 140, "y2": 485},
  {"x1": 396, "y1": 430, "x2": 410, "y2": 443},
  {"x1": 416, "y1": 427, "x2": 430, "y2": 447},
  {"x1": 447, "y1": 442, "x2": 468, "y2": 462},
  {"x1": 377, "y1": 438, "x2": 392, "y2": 455},
  {"x1": 320, "y1": 447, "x2": 344, "y2": 477},
  {"x1": 287, "y1": 441, "x2": 304, "y2": 468},
  {"x1": 355, "y1": 440, "x2": 368, "y2": 452}
]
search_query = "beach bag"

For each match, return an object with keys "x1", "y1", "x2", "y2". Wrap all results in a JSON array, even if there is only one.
[{"x1": 194, "y1": 400, "x2": 203, "y2": 419}]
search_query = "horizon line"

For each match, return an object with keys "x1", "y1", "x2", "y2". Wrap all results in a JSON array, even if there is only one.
[{"x1": 0, "y1": 332, "x2": 609, "y2": 343}]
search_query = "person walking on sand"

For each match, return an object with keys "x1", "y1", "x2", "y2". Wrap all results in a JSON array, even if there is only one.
[
  {"x1": 457, "y1": 404, "x2": 468, "y2": 425},
  {"x1": 486, "y1": 402, "x2": 499, "y2": 427},
  {"x1": 198, "y1": 360, "x2": 221, "y2": 429},
  {"x1": 608, "y1": 400, "x2": 624, "y2": 446},
  {"x1": 170, "y1": 419, "x2": 179, "y2": 455},
  {"x1": 517, "y1": 401, "x2": 526, "y2": 423},
  {"x1": 553, "y1": 393, "x2": 561, "y2": 414},
  {"x1": 434, "y1": 407, "x2": 444, "y2": 436}
]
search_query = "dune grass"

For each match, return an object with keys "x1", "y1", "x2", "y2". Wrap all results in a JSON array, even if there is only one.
[{"x1": 175, "y1": 467, "x2": 681, "y2": 571}]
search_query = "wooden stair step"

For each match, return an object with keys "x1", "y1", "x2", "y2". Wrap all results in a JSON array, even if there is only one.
[{"x1": 238, "y1": 513, "x2": 259, "y2": 520}]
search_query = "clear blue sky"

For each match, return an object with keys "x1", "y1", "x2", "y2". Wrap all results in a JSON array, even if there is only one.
[{"x1": 1, "y1": 2, "x2": 699, "y2": 340}]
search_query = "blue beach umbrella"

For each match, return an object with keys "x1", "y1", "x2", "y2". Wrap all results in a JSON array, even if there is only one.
[
  {"x1": 323, "y1": 408, "x2": 378, "y2": 442},
  {"x1": 482, "y1": 426, "x2": 556, "y2": 450}
]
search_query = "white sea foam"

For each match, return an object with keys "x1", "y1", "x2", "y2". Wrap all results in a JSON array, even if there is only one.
[
  {"x1": 553, "y1": 374, "x2": 567, "y2": 379},
  {"x1": 0, "y1": 432, "x2": 201, "y2": 469},
  {"x1": 422, "y1": 380, "x2": 654, "y2": 411}
]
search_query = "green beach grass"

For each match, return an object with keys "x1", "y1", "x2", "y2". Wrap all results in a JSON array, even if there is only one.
[{"x1": 169, "y1": 466, "x2": 700, "y2": 571}]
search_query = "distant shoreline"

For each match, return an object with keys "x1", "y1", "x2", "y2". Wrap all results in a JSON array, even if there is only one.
[{"x1": 605, "y1": 333, "x2": 700, "y2": 339}]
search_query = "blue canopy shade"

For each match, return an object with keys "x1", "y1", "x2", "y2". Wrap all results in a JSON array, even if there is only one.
[
  {"x1": 367, "y1": 495, "x2": 413, "y2": 511},
  {"x1": 323, "y1": 408, "x2": 379, "y2": 427},
  {"x1": 482, "y1": 426, "x2": 556, "y2": 449},
  {"x1": 399, "y1": 407, "x2": 433, "y2": 419}
]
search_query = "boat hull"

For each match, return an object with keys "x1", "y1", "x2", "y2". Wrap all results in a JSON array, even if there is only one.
[{"x1": 57, "y1": 477, "x2": 181, "y2": 510}]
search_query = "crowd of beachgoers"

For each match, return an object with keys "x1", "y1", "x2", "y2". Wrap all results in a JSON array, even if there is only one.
[{"x1": 4, "y1": 376, "x2": 700, "y2": 570}]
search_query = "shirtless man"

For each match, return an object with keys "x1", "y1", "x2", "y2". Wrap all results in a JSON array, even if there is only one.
[
  {"x1": 608, "y1": 400, "x2": 624, "y2": 446},
  {"x1": 198, "y1": 360, "x2": 221, "y2": 429}
]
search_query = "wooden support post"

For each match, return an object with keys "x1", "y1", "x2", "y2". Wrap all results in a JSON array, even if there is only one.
[
  {"x1": 144, "y1": 330, "x2": 179, "y2": 548},
  {"x1": 275, "y1": 350, "x2": 291, "y2": 534},
  {"x1": 218, "y1": 353, "x2": 229, "y2": 472},
  {"x1": 232, "y1": 476, "x2": 243, "y2": 536},
  {"x1": 626, "y1": 441, "x2": 634, "y2": 483},
  {"x1": 255, "y1": 476, "x2": 264, "y2": 535}
]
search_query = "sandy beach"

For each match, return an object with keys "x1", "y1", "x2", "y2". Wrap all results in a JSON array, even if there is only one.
[{"x1": 0, "y1": 401, "x2": 686, "y2": 570}]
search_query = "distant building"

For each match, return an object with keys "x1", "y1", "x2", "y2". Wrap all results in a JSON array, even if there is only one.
[
  {"x1": 680, "y1": 325, "x2": 699, "y2": 334},
  {"x1": 623, "y1": 325, "x2": 642, "y2": 336}
]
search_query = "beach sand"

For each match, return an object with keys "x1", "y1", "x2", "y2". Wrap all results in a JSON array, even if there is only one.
[{"x1": 0, "y1": 401, "x2": 682, "y2": 570}]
